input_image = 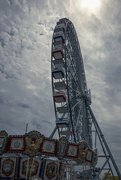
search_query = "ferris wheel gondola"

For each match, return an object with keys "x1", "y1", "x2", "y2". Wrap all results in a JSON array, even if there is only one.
[{"x1": 51, "y1": 18, "x2": 91, "y2": 144}]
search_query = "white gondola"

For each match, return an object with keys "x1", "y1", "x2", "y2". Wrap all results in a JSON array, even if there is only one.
[
  {"x1": 52, "y1": 67, "x2": 65, "y2": 79},
  {"x1": 57, "y1": 107, "x2": 69, "y2": 113},
  {"x1": 52, "y1": 58, "x2": 65, "y2": 68},
  {"x1": 56, "y1": 118, "x2": 69, "y2": 127},
  {"x1": 54, "y1": 28, "x2": 65, "y2": 35},
  {"x1": 54, "y1": 81, "x2": 66, "y2": 90},
  {"x1": 53, "y1": 91, "x2": 66, "y2": 103},
  {"x1": 54, "y1": 23, "x2": 65, "y2": 33},
  {"x1": 54, "y1": 24, "x2": 65, "y2": 43},
  {"x1": 53, "y1": 41, "x2": 63, "y2": 49},
  {"x1": 60, "y1": 130, "x2": 72, "y2": 136},
  {"x1": 57, "y1": 21, "x2": 66, "y2": 27},
  {"x1": 57, "y1": 18, "x2": 70, "y2": 33}
]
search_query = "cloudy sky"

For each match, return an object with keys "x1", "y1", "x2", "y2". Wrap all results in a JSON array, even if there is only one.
[{"x1": 0, "y1": 0, "x2": 121, "y2": 174}]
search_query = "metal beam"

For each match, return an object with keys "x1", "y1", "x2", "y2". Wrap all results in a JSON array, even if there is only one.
[
  {"x1": 49, "y1": 126, "x2": 57, "y2": 138},
  {"x1": 87, "y1": 102, "x2": 121, "y2": 179},
  {"x1": 94, "y1": 158, "x2": 109, "y2": 180}
]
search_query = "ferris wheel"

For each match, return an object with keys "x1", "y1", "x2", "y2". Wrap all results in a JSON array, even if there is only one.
[
  {"x1": 51, "y1": 18, "x2": 91, "y2": 145},
  {"x1": 51, "y1": 18, "x2": 121, "y2": 179}
]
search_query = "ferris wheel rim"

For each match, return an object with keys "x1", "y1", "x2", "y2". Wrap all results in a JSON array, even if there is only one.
[{"x1": 51, "y1": 18, "x2": 89, "y2": 143}]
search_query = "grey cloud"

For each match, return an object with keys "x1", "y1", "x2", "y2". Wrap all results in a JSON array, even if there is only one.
[
  {"x1": 0, "y1": 0, "x2": 121, "y2": 172},
  {"x1": 18, "y1": 103, "x2": 30, "y2": 109}
]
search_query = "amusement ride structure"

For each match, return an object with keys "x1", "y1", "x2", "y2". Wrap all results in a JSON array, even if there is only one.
[{"x1": 0, "y1": 18, "x2": 121, "y2": 180}]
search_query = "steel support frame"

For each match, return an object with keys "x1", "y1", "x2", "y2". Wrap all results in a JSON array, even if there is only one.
[{"x1": 86, "y1": 102, "x2": 121, "y2": 179}]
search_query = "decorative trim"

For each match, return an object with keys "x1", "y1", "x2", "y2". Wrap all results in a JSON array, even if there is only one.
[
  {"x1": 1, "y1": 158, "x2": 16, "y2": 178},
  {"x1": 23, "y1": 131, "x2": 44, "y2": 157},
  {"x1": 85, "y1": 149, "x2": 93, "y2": 163},
  {"x1": 92, "y1": 148, "x2": 98, "y2": 166},
  {"x1": 66, "y1": 144, "x2": 78, "y2": 159},
  {"x1": 77, "y1": 140, "x2": 89, "y2": 164},
  {"x1": 0, "y1": 130, "x2": 97, "y2": 165},
  {"x1": 6, "y1": 136, "x2": 26, "y2": 152},
  {"x1": 57, "y1": 136, "x2": 68, "y2": 160},
  {"x1": 19, "y1": 157, "x2": 42, "y2": 179},
  {"x1": 0, "y1": 130, "x2": 8, "y2": 155},
  {"x1": 41, "y1": 139, "x2": 57, "y2": 155},
  {"x1": 44, "y1": 160, "x2": 59, "y2": 180}
]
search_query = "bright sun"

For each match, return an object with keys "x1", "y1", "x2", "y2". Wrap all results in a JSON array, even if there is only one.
[{"x1": 81, "y1": 0, "x2": 101, "y2": 12}]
